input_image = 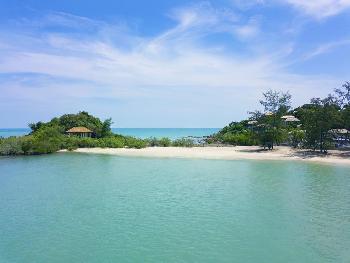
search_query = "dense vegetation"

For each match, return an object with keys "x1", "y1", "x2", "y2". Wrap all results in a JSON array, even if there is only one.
[
  {"x1": 0, "y1": 112, "x2": 197, "y2": 156},
  {"x1": 0, "y1": 112, "x2": 148, "y2": 155},
  {"x1": 2, "y1": 82, "x2": 349, "y2": 156},
  {"x1": 29, "y1": 111, "x2": 113, "y2": 138},
  {"x1": 210, "y1": 82, "x2": 350, "y2": 152}
]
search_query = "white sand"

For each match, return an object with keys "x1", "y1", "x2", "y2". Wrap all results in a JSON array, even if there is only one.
[{"x1": 61, "y1": 146, "x2": 350, "y2": 166}]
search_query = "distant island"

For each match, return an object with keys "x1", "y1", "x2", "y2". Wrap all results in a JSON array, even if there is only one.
[{"x1": 1, "y1": 82, "x2": 349, "y2": 161}]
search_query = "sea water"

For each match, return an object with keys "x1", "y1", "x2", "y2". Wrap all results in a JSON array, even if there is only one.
[{"x1": 0, "y1": 153, "x2": 349, "y2": 262}]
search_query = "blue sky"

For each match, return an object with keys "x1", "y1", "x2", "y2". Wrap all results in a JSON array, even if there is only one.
[{"x1": 1, "y1": 0, "x2": 350, "y2": 127}]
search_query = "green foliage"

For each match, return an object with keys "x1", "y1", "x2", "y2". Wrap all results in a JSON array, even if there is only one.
[
  {"x1": 294, "y1": 97, "x2": 341, "y2": 152},
  {"x1": 218, "y1": 121, "x2": 249, "y2": 135},
  {"x1": 30, "y1": 126, "x2": 64, "y2": 154},
  {"x1": 0, "y1": 127, "x2": 147, "y2": 156},
  {"x1": 212, "y1": 85, "x2": 349, "y2": 151},
  {"x1": 0, "y1": 136, "x2": 25, "y2": 155},
  {"x1": 211, "y1": 121, "x2": 258, "y2": 146},
  {"x1": 159, "y1": 137, "x2": 171, "y2": 147},
  {"x1": 259, "y1": 90, "x2": 292, "y2": 114},
  {"x1": 222, "y1": 132, "x2": 255, "y2": 146},
  {"x1": 288, "y1": 128, "x2": 305, "y2": 148},
  {"x1": 99, "y1": 137, "x2": 125, "y2": 148},
  {"x1": 335, "y1": 81, "x2": 350, "y2": 108},
  {"x1": 342, "y1": 106, "x2": 350, "y2": 130},
  {"x1": 252, "y1": 91, "x2": 292, "y2": 148},
  {"x1": 61, "y1": 135, "x2": 147, "y2": 150},
  {"x1": 29, "y1": 111, "x2": 112, "y2": 138},
  {"x1": 124, "y1": 136, "x2": 148, "y2": 149},
  {"x1": 172, "y1": 138, "x2": 194, "y2": 147},
  {"x1": 147, "y1": 137, "x2": 172, "y2": 147}
]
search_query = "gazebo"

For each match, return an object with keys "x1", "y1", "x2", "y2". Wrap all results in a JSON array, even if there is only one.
[{"x1": 66, "y1": 127, "x2": 93, "y2": 138}]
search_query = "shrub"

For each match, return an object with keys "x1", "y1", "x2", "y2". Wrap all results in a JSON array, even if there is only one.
[
  {"x1": 124, "y1": 136, "x2": 148, "y2": 149},
  {"x1": 222, "y1": 132, "x2": 255, "y2": 146},
  {"x1": 0, "y1": 137, "x2": 24, "y2": 155},
  {"x1": 158, "y1": 137, "x2": 171, "y2": 147},
  {"x1": 146, "y1": 137, "x2": 171, "y2": 147},
  {"x1": 99, "y1": 137, "x2": 125, "y2": 148},
  {"x1": 172, "y1": 138, "x2": 194, "y2": 147},
  {"x1": 30, "y1": 126, "x2": 64, "y2": 154}
]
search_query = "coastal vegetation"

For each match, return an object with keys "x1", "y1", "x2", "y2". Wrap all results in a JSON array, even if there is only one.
[
  {"x1": 0, "y1": 112, "x2": 148, "y2": 155},
  {"x1": 0, "y1": 112, "x2": 196, "y2": 156},
  {"x1": 1, "y1": 82, "x2": 349, "y2": 156},
  {"x1": 210, "y1": 82, "x2": 350, "y2": 152}
]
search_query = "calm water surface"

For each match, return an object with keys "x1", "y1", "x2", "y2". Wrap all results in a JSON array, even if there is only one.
[
  {"x1": 0, "y1": 154, "x2": 349, "y2": 262},
  {"x1": 0, "y1": 128, "x2": 219, "y2": 139}
]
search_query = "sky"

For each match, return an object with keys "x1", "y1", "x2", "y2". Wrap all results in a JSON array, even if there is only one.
[{"x1": 0, "y1": 0, "x2": 350, "y2": 128}]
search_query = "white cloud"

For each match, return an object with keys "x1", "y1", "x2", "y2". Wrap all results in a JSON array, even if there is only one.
[
  {"x1": 303, "y1": 39, "x2": 350, "y2": 60},
  {"x1": 0, "y1": 4, "x2": 344, "y2": 126},
  {"x1": 284, "y1": 0, "x2": 350, "y2": 18}
]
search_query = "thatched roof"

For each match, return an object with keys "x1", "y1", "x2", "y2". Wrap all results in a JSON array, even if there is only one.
[{"x1": 66, "y1": 127, "x2": 92, "y2": 133}]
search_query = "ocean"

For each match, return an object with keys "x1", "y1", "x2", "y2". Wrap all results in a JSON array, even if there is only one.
[
  {"x1": 0, "y1": 128, "x2": 220, "y2": 139},
  {"x1": 0, "y1": 153, "x2": 349, "y2": 262}
]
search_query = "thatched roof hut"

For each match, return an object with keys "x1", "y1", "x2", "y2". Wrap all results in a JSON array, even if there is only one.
[{"x1": 66, "y1": 127, "x2": 93, "y2": 137}]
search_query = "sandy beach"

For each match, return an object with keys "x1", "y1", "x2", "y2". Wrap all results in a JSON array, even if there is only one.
[{"x1": 63, "y1": 146, "x2": 350, "y2": 166}]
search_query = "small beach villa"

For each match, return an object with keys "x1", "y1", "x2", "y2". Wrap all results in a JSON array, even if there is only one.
[{"x1": 66, "y1": 127, "x2": 93, "y2": 138}]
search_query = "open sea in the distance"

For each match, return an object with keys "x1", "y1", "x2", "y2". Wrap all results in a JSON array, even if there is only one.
[{"x1": 0, "y1": 128, "x2": 220, "y2": 139}]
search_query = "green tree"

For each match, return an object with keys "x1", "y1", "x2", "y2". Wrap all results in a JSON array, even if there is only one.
[
  {"x1": 294, "y1": 96, "x2": 341, "y2": 152},
  {"x1": 29, "y1": 111, "x2": 112, "y2": 138},
  {"x1": 252, "y1": 90, "x2": 292, "y2": 149},
  {"x1": 31, "y1": 126, "x2": 64, "y2": 154}
]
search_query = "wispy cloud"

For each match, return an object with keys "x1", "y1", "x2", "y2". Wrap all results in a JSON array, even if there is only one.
[
  {"x1": 0, "y1": 3, "x2": 345, "y2": 126},
  {"x1": 284, "y1": 0, "x2": 350, "y2": 19},
  {"x1": 303, "y1": 39, "x2": 350, "y2": 60}
]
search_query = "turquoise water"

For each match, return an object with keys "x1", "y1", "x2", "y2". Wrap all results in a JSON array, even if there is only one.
[
  {"x1": 0, "y1": 128, "x2": 219, "y2": 139},
  {"x1": 0, "y1": 128, "x2": 30, "y2": 138},
  {"x1": 0, "y1": 154, "x2": 349, "y2": 262},
  {"x1": 113, "y1": 128, "x2": 219, "y2": 139}
]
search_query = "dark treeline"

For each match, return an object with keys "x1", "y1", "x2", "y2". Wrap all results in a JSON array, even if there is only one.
[{"x1": 209, "y1": 82, "x2": 350, "y2": 152}]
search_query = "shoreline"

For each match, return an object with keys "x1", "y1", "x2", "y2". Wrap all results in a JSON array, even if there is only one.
[{"x1": 61, "y1": 146, "x2": 350, "y2": 166}]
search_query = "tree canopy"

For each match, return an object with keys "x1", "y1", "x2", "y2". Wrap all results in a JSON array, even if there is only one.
[
  {"x1": 29, "y1": 111, "x2": 112, "y2": 138},
  {"x1": 212, "y1": 82, "x2": 350, "y2": 152}
]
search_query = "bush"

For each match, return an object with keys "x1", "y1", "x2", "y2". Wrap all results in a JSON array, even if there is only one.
[
  {"x1": 158, "y1": 137, "x2": 171, "y2": 147},
  {"x1": 172, "y1": 138, "x2": 194, "y2": 147},
  {"x1": 0, "y1": 137, "x2": 24, "y2": 155},
  {"x1": 288, "y1": 128, "x2": 305, "y2": 148},
  {"x1": 124, "y1": 136, "x2": 148, "y2": 149},
  {"x1": 30, "y1": 126, "x2": 64, "y2": 154},
  {"x1": 222, "y1": 132, "x2": 255, "y2": 146},
  {"x1": 147, "y1": 137, "x2": 159, "y2": 147},
  {"x1": 146, "y1": 137, "x2": 171, "y2": 147},
  {"x1": 0, "y1": 129, "x2": 149, "y2": 156},
  {"x1": 99, "y1": 137, "x2": 125, "y2": 148}
]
